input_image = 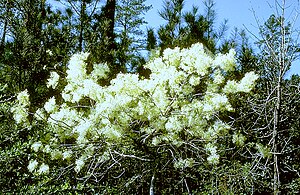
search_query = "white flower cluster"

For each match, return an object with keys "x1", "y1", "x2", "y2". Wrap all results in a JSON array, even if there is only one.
[
  {"x1": 60, "y1": 53, "x2": 109, "y2": 103},
  {"x1": 28, "y1": 160, "x2": 38, "y2": 172},
  {"x1": 47, "y1": 71, "x2": 59, "y2": 89},
  {"x1": 11, "y1": 89, "x2": 30, "y2": 125},
  {"x1": 91, "y1": 63, "x2": 109, "y2": 80},
  {"x1": 174, "y1": 158, "x2": 195, "y2": 169},
  {"x1": 17, "y1": 90, "x2": 30, "y2": 105},
  {"x1": 213, "y1": 49, "x2": 236, "y2": 71},
  {"x1": 232, "y1": 133, "x2": 246, "y2": 146},
  {"x1": 205, "y1": 143, "x2": 220, "y2": 165},
  {"x1": 203, "y1": 121, "x2": 230, "y2": 141},
  {"x1": 31, "y1": 141, "x2": 42, "y2": 152},
  {"x1": 75, "y1": 157, "x2": 85, "y2": 173},
  {"x1": 44, "y1": 97, "x2": 56, "y2": 113},
  {"x1": 238, "y1": 72, "x2": 259, "y2": 92},
  {"x1": 27, "y1": 160, "x2": 49, "y2": 174},
  {"x1": 46, "y1": 49, "x2": 53, "y2": 56},
  {"x1": 66, "y1": 52, "x2": 89, "y2": 84},
  {"x1": 22, "y1": 43, "x2": 258, "y2": 174},
  {"x1": 38, "y1": 163, "x2": 50, "y2": 174},
  {"x1": 223, "y1": 71, "x2": 259, "y2": 93}
]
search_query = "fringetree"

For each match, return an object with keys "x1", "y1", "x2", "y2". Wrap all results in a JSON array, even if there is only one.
[{"x1": 12, "y1": 43, "x2": 258, "y2": 193}]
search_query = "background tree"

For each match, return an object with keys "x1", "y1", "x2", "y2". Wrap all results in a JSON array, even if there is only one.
[
  {"x1": 115, "y1": 0, "x2": 151, "y2": 72},
  {"x1": 54, "y1": 0, "x2": 102, "y2": 52},
  {"x1": 152, "y1": 0, "x2": 230, "y2": 54},
  {"x1": 157, "y1": 0, "x2": 184, "y2": 50},
  {"x1": 88, "y1": 0, "x2": 117, "y2": 73},
  {"x1": 0, "y1": 0, "x2": 79, "y2": 192},
  {"x1": 231, "y1": 1, "x2": 300, "y2": 193},
  {"x1": 256, "y1": 12, "x2": 299, "y2": 193}
]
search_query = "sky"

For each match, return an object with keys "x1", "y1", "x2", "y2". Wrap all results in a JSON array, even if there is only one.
[
  {"x1": 48, "y1": 0, "x2": 300, "y2": 76},
  {"x1": 143, "y1": 0, "x2": 300, "y2": 77}
]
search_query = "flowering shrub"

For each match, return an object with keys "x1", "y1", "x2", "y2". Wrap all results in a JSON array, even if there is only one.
[{"x1": 11, "y1": 43, "x2": 258, "y2": 177}]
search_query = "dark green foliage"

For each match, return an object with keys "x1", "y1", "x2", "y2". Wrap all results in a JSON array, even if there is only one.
[
  {"x1": 152, "y1": 0, "x2": 230, "y2": 54},
  {"x1": 115, "y1": 0, "x2": 151, "y2": 72},
  {"x1": 146, "y1": 27, "x2": 157, "y2": 51},
  {"x1": 0, "y1": 0, "x2": 76, "y2": 193}
]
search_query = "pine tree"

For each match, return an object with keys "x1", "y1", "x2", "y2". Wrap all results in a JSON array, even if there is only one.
[{"x1": 115, "y1": 0, "x2": 151, "y2": 72}]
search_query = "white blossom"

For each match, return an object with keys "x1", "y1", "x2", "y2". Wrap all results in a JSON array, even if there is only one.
[
  {"x1": 28, "y1": 160, "x2": 38, "y2": 172},
  {"x1": 189, "y1": 75, "x2": 200, "y2": 86},
  {"x1": 47, "y1": 71, "x2": 59, "y2": 89},
  {"x1": 205, "y1": 143, "x2": 220, "y2": 165},
  {"x1": 31, "y1": 142, "x2": 42, "y2": 152},
  {"x1": 74, "y1": 120, "x2": 92, "y2": 139},
  {"x1": 16, "y1": 89, "x2": 29, "y2": 106},
  {"x1": 66, "y1": 52, "x2": 89, "y2": 84},
  {"x1": 213, "y1": 49, "x2": 236, "y2": 71},
  {"x1": 38, "y1": 163, "x2": 49, "y2": 174},
  {"x1": 174, "y1": 158, "x2": 195, "y2": 169},
  {"x1": 213, "y1": 70, "x2": 225, "y2": 84},
  {"x1": 44, "y1": 97, "x2": 56, "y2": 113},
  {"x1": 75, "y1": 158, "x2": 85, "y2": 173},
  {"x1": 63, "y1": 150, "x2": 73, "y2": 160},
  {"x1": 207, "y1": 152, "x2": 220, "y2": 165},
  {"x1": 223, "y1": 80, "x2": 239, "y2": 93},
  {"x1": 223, "y1": 71, "x2": 258, "y2": 93},
  {"x1": 232, "y1": 133, "x2": 246, "y2": 146},
  {"x1": 11, "y1": 90, "x2": 30, "y2": 124},
  {"x1": 11, "y1": 106, "x2": 28, "y2": 124},
  {"x1": 163, "y1": 47, "x2": 181, "y2": 67},
  {"x1": 46, "y1": 49, "x2": 53, "y2": 56},
  {"x1": 43, "y1": 145, "x2": 51, "y2": 153},
  {"x1": 34, "y1": 108, "x2": 45, "y2": 121},
  {"x1": 238, "y1": 71, "x2": 259, "y2": 92},
  {"x1": 91, "y1": 63, "x2": 109, "y2": 79}
]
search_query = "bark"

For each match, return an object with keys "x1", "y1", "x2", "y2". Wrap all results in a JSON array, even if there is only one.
[
  {"x1": 102, "y1": 0, "x2": 120, "y2": 73},
  {"x1": 0, "y1": 1, "x2": 10, "y2": 53},
  {"x1": 0, "y1": 18, "x2": 7, "y2": 50},
  {"x1": 273, "y1": 76, "x2": 281, "y2": 194},
  {"x1": 149, "y1": 174, "x2": 155, "y2": 195},
  {"x1": 78, "y1": 1, "x2": 87, "y2": 52},
  {"x1": 105, "y1": 0, "x2": 116, "y2": 51}
]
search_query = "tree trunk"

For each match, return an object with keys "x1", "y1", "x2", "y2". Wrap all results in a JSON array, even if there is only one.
[
  {"x1": 78, "y1": 1, "x2": 87, "y2": 52},
  {"x1": 273, "y1": 77, "x2": 281, "y2": 194},
  {"x1": 150, "y1": 174, "x2": 155, "y2": 195},
  {"x1": 105, "y1": 0, "x2": 116, "y2": 52},
  {"x1": 0, "y1": 1, "x2": 10, "y2": 53},
  {"x1": 103, "y1": 0, "x2": 119, "y2": 73}
]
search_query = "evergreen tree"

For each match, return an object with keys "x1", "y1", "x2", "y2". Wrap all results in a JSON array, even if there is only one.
[
  {"x1": 157, "y1": 0, "x2": 184, "y2": 50},
  {"x1": 150, "y1": 0, "x2": 229, "y2": 54},
  {"x1": 115, "y1": 0, "x2": 151, "y2": 72},
  {"x1": 0, "y1": 1, "x2": 77, "y2": 192}
]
